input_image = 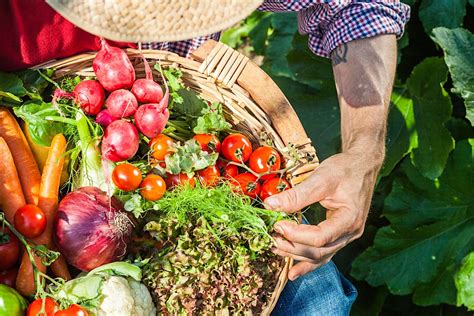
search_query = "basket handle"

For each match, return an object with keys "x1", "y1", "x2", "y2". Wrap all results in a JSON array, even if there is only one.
[{"x1": 191, "y1": 40, "x2": 312, "y2": 149}]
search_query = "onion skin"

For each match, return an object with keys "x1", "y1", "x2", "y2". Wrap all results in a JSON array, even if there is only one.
[
  {"x1": 93, "y1": 39, "x2": 135, "y2": 92},
  {"x1": 54, "y1": 187, "x2": 133, "y2": 271},
  {"x1": 101, "y1": 120, "x2": 139, "y2": 162}
]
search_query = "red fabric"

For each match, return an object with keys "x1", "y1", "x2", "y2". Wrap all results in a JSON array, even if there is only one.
[{"x1": 0, "y1": 0, "x2": 135, "y2": 71}]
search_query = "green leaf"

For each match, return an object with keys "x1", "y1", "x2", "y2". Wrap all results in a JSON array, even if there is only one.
[
  {"x1": 352, "y1": 139, "x2": 474, "y2": 305},
  {"x1": 193, "y1": 102, "x2": 232, "y2": 134},
  {"x1": 16, "y1": 69, "x2": 54, "y2": 100},
  {"x1": 431, "y1": 27, "x2": 474, "y2": 125},
  {"x1": 419, "y1": 0, "x2": 466, "y2": 33},
  {"x1": 164, "y1": 139, "x2": 218, "y2": 175},
  {"x1": 455, "y1": 252, "x2": 474, "y2": 310},
  {"x1": 381, "y1": 88, "x2": 417, "y2": 176},
  {"x1": 408, "y1": 57, "x2": 454, "y2": 179},
  {"x1": 248, "y1": 14, "x2": 272, "y2": 55},
  {"x1": 0, "y1": 71, "x2": 27, "y2": 104}
]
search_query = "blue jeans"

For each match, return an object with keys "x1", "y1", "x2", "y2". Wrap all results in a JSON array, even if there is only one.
[{"x1": 272, "y1": 261, "x2": 357, "y2": 315}]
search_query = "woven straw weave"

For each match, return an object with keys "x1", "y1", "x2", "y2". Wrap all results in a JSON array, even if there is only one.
[{"x1": 46, "y1": 0, "x2": 263, "y2": 42}]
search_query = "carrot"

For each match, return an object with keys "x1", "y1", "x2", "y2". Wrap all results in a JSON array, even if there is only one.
[
  {"x1": 0, "y1": 137, "x2": 26, "y2": 223},
  {"x1": 0, "y1": 107, "x2": 41, "y2": 205},
  {"x1": 16, "y1": 134, "x2": 70, "y2": 296}
]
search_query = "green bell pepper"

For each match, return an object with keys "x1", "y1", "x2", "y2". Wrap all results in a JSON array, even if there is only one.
[{"x1": 0, "y1": 284, "x2": 28, "y2": 316}]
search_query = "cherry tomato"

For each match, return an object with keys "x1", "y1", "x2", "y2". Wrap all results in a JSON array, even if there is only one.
[
  {"x1": 14, "y1": 204, "x2": 46, "y2": 239},
  {"x1": 221, "y1": 134, "x2": 252, "y2": 163},
  {"x1": 232, "y1": 173, "x2": 261, "y2": 198},
  {"x1": 150, "y1": 134, "x2": 174, "y2": 160},
  {"x1": 139, "y1": 174, "x2": 167, "y2": 201},
  {"x1": 0, "y1": 268, "x2": 18, "y2": 287},
  {"x1": 27, "y1": 298, "x2": 59, "y2": 316},
  {"x1": 55, "y1": 304, "x2": 89, "y2": 316},
  {"x1": 197, "y1": 165, "x2": 221, "y2": 186},
  {"x1": 193, "y1": 134, "x2": 221, "y2": 153},
  {"x1": 249, "y1": 146, "x2": 281, "y2": 180},
  {"x1": 112, "y1": 163, "x2": 142, "y2": 192},
  {"x1": 216, "y1": 159, "x2": 239, "y2": 179},
  {"x1": 260, "y1": 178, "x2": 290, "y2": 201},
  {"x1": 0, "y1": 227, "x2": 20, "y2": 270},
  {"x1": 165, "y1": 173, "x2": 196, "y2": 189}
]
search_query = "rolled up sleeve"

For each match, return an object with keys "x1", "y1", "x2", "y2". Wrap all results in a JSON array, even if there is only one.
[{"x1": 260, "y1": 1, "x2": 410, "y2": 58}]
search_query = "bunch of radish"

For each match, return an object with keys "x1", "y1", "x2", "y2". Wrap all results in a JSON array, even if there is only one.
[{"x1": 71, "y1": 39, "x2": 170, "y2": 162}]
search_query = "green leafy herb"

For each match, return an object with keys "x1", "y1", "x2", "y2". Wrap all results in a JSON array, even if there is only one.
[
  {"x1": 0, "y1": 71, "x2": 27, "y2": 104},
  {"x1": 455, "y1": 252, "x2": 474, "y2": 310},
  {"x1": 193, "y1": 102, "x2": 232, "y2": 134},
  {"x1": 161, "y1": 139, "x2": 218, "y2": 175}
]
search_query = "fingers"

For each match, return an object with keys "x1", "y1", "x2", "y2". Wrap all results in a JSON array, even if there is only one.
[
  {"x1": 289, "y1": 261, "x2": 329, "y2": 281},
  {"x1": 264, "y1": 172, "x2": 336, "y2": 213},
  {"x1": 274, "y1": 215, "x2": 352, "y2": 247}
]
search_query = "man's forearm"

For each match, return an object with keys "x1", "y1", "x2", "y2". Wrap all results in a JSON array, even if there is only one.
[{"x1": 331, "y1": 35, "x2": 397, "y2": 166}]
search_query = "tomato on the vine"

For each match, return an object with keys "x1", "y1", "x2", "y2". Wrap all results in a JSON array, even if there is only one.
[
  {"x1": 14, "y1": 204, "x2": 46, "y2": 239},
  {"x1": 0, "y1": 268, "x2": 18, "y2": 287},
  {"x1": 140, "y1": 174, "x2": 166, "y2": 201},
  {"x1": 249, "y1": 146, "x2": 281, "y2": 180},
  {"x1": 165, "y1": 173, "x2": 196, "y2": 189},
  {"x1": 150, "y1": 134, "x2": 174, "y2": 160},
  {"x1": 112, "y1": 163, "x2": 142, "y2": 192},
  {"x1": 221, "y1": 134, "x2": 252, "y2": 163},
  {"x1": 0, "y1": 227, "x2": 20, "y2": 270},
  {"x1": 216, "y1": 159, "x2": 238, "y2": 179},
  {"x1": 193, "y1": 134, "x2": 221, "y2": 153},
  {"x1": 55, "y1": 304, "x2": 89, "y2": 316},
  {"x1": 27, "y1": 298, "x2": 59, "y2": 316},
  {"x1": 260, "y1": 178, "x2": 290, "y2": 201},
  {"x1": 232, "y1": 173, "x2": 261, "y2": 198},
  {"x1": 197, "y1": 165, "x2": 221, "y2": 186}
]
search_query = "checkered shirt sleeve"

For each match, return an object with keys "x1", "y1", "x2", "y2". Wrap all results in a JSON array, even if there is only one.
[{"x1": 140, "y1": 32, "x2": 220, "y2": 57}]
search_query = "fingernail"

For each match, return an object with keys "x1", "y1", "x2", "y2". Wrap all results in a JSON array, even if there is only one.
[{"x1": 274, "y1": 224, "x2": 284, "y2": 235}]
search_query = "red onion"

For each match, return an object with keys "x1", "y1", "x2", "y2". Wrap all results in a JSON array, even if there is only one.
[{"x1": 54, "y1": 186, "x2": 133, "y2": 271}]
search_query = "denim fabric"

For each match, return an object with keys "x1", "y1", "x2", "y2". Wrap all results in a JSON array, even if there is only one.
[{"x1": 272, "y1": 261, "x2": 357, "y2": 316}]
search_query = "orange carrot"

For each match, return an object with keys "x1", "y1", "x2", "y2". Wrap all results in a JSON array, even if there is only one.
[
  {"x1": 0, "y1": 137, "x2": 26, "y2": 223},
  {"x1": 0, "y1": 107, "x2": 41, "y2": 205},
  {"x1": 16, "y1": 134, "x2": 69, "y2": 295}
]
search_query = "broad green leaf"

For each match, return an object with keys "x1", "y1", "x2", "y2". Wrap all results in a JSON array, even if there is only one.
[
  {"x1": 248, "y1": 14, "x2": 272, "y2": 55},
  {"x1": 408, "y1": 57, "x2": 454, "y2": 179},
  {"x1": 381, "y1": 88, "x2": 417, "y2": 176},
  {"x1": 431, "y1": 27, "x2": 474, "y2": 125},
  {"x1": 419, "y1": 0, "x2": 466, "y2": 33},
  {"x1": 455, "y1": 252, "x2": 474, "y2": 310},
  {"x1": 352, "y1": 139, "x2": 474, "y2": 305},
  {"x1": 0, "y1": 71, "x2": 27, "y2": 104}
]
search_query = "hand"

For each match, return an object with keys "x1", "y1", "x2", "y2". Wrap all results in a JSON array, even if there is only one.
[{"x1": 265, "y1": 150, "x2": 381, "y2": 281}]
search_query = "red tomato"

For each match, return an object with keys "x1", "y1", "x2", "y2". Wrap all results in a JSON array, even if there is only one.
[
  {"x1": 260, "y1": 178, "x2": 290, "y2": 201},
  {"x1": 193, "y1": 134, "x2": 221, "y2": 153},
  {"x1": 112, "y1": 163, "x2": 142, "y2": 192},
  {"x1": 14, "y1": 204, "x2": 46, "y2": 239},
  {"x1": 197, "y1": 165, "x2": 221, "y2": 186},
  {"x1": 0, "y1": 227, "x2": 20, "y2": 270},
  {"x1": 249, "y1": 146, "x2": 281, "y2": 180},
  {"x1": 150, "y1": 134, "x2": 174, "y2": 160},
  {"x1": 0, "y1": 268, "x2": 18, "y2": 287},
  {"x1": 221, "y1": 134, "x2": 252, "y2": 163},
  {"x1": 27, "y1": 298, "x2": 59, "y2": 316},
  {"x1": 55, "y1": 304, "x2": 89, "y2": 316},
  {"x1": 216, "y1": 159, "x2": 238, "y2": 179},
  {"x1": 232, "y1": 173, "x2": 261, "y2": 198},
  {"x1": 165, "y1": 173, "x2": 196, "y2": 189},
  {"x1": 139, "y1": 174, "x2": 167, "y2": 201}
]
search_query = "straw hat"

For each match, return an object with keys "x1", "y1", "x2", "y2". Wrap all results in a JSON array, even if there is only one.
[{"x1": 46, "y1": 0, "x2": 263, "y2": 43}]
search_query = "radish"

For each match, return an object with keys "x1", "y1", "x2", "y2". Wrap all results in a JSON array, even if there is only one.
[
  {"x1": 93, "y1": 39, "x2": 135, "y2": 92},
  {"x1": 105, "y1": 89, "x2": 138, "y2": 118},
  {"x1": 95, "y1": 109, "x2": 117, "y2": 128},
  {"x1": 101, "y1": 120, "x2": 139, "y2": 162},
  {"x1": 131, "y1": 57, "x2": 163, "y2": 103},
  {"x1": 134, "y1": 104, "x2": 170, "y2": 138},
  {"x1": 73, "y1": 80, "x2": 105, "y2": 115}
]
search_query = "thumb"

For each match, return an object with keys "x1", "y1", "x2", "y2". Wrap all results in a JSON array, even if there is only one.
[{"x1": 264, "y1": 173, "x2": 330, "y2": 213}]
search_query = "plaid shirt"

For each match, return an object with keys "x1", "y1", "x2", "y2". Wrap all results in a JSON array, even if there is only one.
[{"x1": 142, "y1": 0, "x2": 410, "y2": 58}]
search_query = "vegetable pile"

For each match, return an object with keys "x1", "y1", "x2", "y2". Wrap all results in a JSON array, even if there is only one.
[{"x1": 0, "y1": 39, "x2": 313, "y2": 315}]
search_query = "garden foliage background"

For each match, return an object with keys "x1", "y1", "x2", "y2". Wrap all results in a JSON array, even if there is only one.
[{"x1": 221, "y1": 1, "x2": 474, "y2": 314}]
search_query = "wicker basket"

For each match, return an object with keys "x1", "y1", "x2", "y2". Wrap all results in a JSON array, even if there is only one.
[{"x1": 35, "y1": 40, "x2": 319, "y2": 315}]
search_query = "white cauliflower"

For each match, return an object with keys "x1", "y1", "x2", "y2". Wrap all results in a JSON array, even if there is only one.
[{"x1": 97, "y1": 276, "x2": 156, "y2": 316}]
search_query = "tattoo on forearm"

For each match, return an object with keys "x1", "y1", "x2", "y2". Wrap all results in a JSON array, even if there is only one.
[{"x1": 331, "y1": 43, "x2": 348, "y2": 65}]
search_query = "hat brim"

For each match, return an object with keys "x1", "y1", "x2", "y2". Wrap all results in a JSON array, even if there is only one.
[{"x1": 46, "y1": 0, "x2": 263, "y2": 42}]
